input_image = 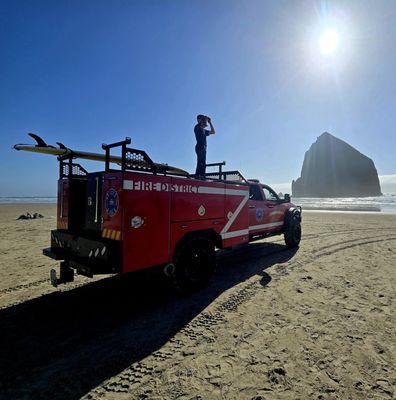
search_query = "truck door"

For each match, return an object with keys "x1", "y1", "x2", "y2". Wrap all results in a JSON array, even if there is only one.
[
  {"x1": 248, "y1": 184, "x2": 271, "y2": 236},
  {"x1": 262, "y1": 185, "x2": 286, "y2": 230}
]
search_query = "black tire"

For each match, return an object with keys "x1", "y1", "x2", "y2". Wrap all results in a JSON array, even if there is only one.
[
  {"x1": 284, "y1": 214, "x2": 301, "y2": 248},
  {"x1": 172, "y1": 237, "x2": 216, "y2": 293}
]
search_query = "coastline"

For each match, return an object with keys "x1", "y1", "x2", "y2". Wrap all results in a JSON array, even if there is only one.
[
  {"x1": 300, "y1": 206, "x2": 383, "y2": 212},
  {"x1": 1, "y1": 200, "x2": 396, "y2": 214}
]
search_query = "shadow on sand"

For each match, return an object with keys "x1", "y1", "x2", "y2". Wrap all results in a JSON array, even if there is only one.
[{"x1": 0, "y1": 241, "x2": 297, "y2": 399}]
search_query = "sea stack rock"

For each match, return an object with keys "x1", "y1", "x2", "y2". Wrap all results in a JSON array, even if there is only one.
[{"x1": 292, "y1": 132, "x2": 382, "y2": 197}]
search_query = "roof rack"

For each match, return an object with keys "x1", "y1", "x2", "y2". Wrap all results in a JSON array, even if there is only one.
[
  {"x1": 50, "y1": 137, "x2": 248, "y2": 182},
  {"x1": 204, "y1": 161, "x2": 247, "y2": 183},
  {"x1": 101, "y1": 138, "x2": 190, "y2": 177}
]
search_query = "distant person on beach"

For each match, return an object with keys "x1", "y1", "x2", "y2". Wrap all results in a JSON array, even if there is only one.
[
  {"x1": 194, "y1": 115, "x2": 215, "y2": 179},
  {"x1": 17, "y1": 212, "x2": 44, "y2": 220}
]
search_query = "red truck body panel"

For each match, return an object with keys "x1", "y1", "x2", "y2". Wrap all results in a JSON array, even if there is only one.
[
  {"x1": 54, "y1": 170, "x2": 295, "y2": 276},
  {"x1": 117, "y1": 173, "x2": 252, "y2": 273}
]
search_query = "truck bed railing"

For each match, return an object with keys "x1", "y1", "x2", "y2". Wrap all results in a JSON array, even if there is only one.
[
  {"x1": 204, "y1": 161, "x2": 247, "y2": 183},
  {"x1": 124, "y1": 148, "x2": 158, "y2": 173},
  {"x1": 102, "y1": 137, "x2": 158, "y2": 174},
  {"x1": 205, "y1": 170, "x2": 247, "y2": 182},
  {"x1": 58, "y1": 154, "x2": 88, "y2": 179}
]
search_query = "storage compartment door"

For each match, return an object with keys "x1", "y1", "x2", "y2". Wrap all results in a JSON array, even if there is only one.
[{"x1": 122, "y1": 175, "x2": 171, "y2": 272}]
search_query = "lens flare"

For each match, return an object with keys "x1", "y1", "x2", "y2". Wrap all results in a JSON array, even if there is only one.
[{"x1": 319, "y1": 29, "x2": 339, "y2": 55}]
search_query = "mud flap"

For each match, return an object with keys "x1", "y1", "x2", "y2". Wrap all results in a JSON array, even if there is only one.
[{"x1": 50, "y1": 268, "x2": 58, "y2": 287}]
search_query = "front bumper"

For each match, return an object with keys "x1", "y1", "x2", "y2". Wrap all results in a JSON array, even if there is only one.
[{"x1": 43, "y1": 230, "x2": 121, "y2": 276}]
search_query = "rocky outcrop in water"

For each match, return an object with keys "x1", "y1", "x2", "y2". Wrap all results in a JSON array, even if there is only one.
[{"x1": 292, "y1": 132, "x2": 382, "y2": 197}]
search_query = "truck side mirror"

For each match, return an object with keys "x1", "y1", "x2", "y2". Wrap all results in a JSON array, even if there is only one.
[{"x1": 284, "y1": 193, "x2": 290, "y2": 202}]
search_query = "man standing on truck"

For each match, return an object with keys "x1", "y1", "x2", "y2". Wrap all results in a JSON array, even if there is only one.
[{"x1": 194, "y1": 114, "x2": 215, "y2": 179}]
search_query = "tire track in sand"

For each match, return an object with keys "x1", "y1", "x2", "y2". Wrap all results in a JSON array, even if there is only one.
[
  {"x1": 0, "y1": 278, "x2": 49, "y2": 295},
  {"x1": 2, "y1": 227, "x2": 395, "y2": 300},
  {"x1": 86, "y1": 234, "x2": 396, "y2": 398}
]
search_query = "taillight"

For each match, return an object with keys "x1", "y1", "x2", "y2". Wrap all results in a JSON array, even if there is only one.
[{"x1": 57, "y1": 180, "x2": 69, "y2": 230}]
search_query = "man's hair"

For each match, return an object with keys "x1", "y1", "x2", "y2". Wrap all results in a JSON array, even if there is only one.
[{"x1": 197, "y1": 114, "x2": 206, "y2": 122}]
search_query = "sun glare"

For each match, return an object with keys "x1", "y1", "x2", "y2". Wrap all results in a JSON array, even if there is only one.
[{"x1": 319, "y1": 29, "x2": 339, "y2": 55}]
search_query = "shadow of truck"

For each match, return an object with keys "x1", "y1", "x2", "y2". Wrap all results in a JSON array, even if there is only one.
[{"x1": 0, "y1": 241, "x2": 297, "y2": 399}]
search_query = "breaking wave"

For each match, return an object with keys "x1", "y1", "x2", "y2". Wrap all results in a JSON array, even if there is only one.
[
  {"x1": 293, "y1": 195, "x2": 396, "y2": 213},
  {"x1": 0, "y1": 197, "x2": 57, "y2": 204}
]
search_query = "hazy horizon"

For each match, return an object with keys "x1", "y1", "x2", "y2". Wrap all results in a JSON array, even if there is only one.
[{"x1": 0, "y1": 174, "x2": 395, "y2": 198}]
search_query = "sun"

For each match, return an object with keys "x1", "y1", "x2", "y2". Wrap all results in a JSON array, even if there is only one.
[{"x1": 319, "y1": 29, "x2": 339, "y2": 55}]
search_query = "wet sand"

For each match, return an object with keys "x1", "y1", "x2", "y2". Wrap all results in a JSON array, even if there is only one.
[{"x1": 0, "y1": 204, "x2": 395, "y2": 399}]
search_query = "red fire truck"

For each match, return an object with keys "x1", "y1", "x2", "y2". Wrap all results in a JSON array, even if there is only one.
[{"x1": 15, "y1": 136, "x2": 302, "y2": 292}]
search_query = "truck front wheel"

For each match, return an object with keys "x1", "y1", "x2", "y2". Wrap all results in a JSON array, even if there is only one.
[
  {"x1": 284, "y1": 214, "x2": 301, "y2": 248},
  {"x1": 172, "y1": 237, "x2": 216, "y2": 293}
]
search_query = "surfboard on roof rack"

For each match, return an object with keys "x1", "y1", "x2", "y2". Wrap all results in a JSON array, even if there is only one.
[{"x1": 14, "y1": 133, "x2": 189, "y2": 176}]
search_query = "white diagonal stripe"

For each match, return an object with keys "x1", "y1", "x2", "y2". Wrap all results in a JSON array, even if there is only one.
[
  {"x1": 222, "y1": 221, "x2": 284, "y2": 240},
  {"x1": 221, "y1": 229, "x2": 249, "y2": 239},
  {"x1": 249, "y1": 221, "x2": 284, "y2": 231},
  {"x1": 220, "y1": 194, "x2": 250, "y2": 235}
]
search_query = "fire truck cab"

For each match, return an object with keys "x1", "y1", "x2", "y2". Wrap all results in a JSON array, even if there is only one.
[{"x1": 44, "y1": 138, "x2": 302, "y2": 292}]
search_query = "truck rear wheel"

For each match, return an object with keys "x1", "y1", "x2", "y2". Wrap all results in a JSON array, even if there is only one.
[
  {"x1": 284, "y1": 214, "x2": 301, "y2": 248},
  {"x1": 172, "y1": 237, "x2": 216, "y2": 293}
]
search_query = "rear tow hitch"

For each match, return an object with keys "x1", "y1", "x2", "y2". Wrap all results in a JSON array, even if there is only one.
[{"x1": 50, "y1": 262, "x2": 74, "y2": 287}]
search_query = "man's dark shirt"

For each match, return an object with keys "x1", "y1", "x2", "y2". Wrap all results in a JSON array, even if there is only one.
[{"x1": 194, "y1": 124, "x2": 210, "y2": 149}]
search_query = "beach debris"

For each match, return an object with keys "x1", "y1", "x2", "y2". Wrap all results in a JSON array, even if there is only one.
[
  {"x1": 267, "y1": 367, "x2": 289, "y2": 386},
  {"x1": 17, "y1": 212, "x2": 44, "y2": 220}
]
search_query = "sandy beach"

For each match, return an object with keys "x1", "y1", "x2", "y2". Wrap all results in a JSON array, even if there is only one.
[{"x1": 0, "y1": 204, "x2": 395, "y2": 399}]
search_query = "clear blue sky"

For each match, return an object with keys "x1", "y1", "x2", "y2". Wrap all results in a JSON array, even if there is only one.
[{"x1": 1, "y1": 0, "x2": 395, "y2": 196}]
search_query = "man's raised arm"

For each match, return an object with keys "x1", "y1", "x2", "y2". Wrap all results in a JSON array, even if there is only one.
[{"x1": 207, "y1": 117, "x2": 216, "y2": 135}]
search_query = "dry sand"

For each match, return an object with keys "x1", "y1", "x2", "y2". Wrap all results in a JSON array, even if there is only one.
[{"x1": 0, "y1": 204, "x2": 395, "y2": 399}]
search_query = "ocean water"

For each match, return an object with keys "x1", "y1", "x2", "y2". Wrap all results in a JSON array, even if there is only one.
[
  {"x1": 1, "y1": 195, "x2": 396, "y2": 213},
  {"x1": 293, "y1": 195, "x2": 396, "y2": 213},
  {"x1": 0, "y1": 197, "x2": 57, "y2": 204}
]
